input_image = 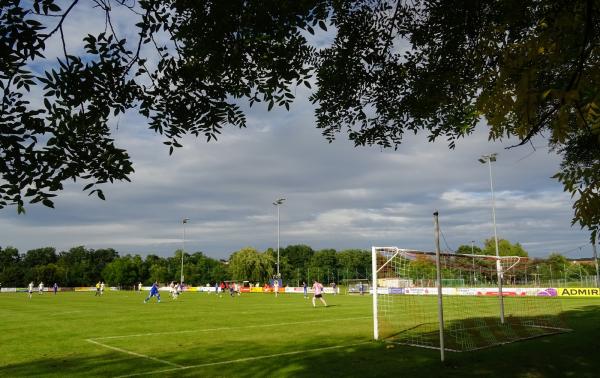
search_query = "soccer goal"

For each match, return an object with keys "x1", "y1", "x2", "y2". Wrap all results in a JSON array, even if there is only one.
[{"x1": 372, "y1": 246, "x2": 570, "y2": 359}]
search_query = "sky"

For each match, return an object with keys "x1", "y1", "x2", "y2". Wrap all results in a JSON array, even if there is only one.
[{"x1": 0, "y1": 3, "x2": 595, "y2": 259}]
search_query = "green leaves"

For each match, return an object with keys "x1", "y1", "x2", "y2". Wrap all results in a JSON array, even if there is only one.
[{"x1": 2, "y1": 0, "x2": 598, "y2": 240}]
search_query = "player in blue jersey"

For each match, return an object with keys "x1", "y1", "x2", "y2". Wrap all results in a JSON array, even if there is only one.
[{"x1": 144, "y1": 282, "x2": 161, "y2": 303}]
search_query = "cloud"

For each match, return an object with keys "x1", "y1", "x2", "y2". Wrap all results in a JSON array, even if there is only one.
[{"x1": 1, "y1": 6, "x2": 593, "y2": 260}]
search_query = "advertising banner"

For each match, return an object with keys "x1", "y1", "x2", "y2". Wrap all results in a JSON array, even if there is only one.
[
  {"x1": 557, "y1": 288, "x2": 600, "y2": 297},
  {"x1": 389, "y1": 288, "x2": 405, "y2": 295},
  {"x1": 377, "y1": 287, "x2": 564, "y2": 297},
  {"x1": 535, "y1": 288, "x2": 558, "y2": 297},
  {"x1": 74, "y1": 287, "x2": 95, "y2": 292}
]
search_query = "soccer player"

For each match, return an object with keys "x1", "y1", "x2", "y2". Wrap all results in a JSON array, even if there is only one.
[
  {"x1": 302, "y1": 281, "x2": 308, "y2": 299},
  {"x1": 28, "y1": 281, "x2": 34, "y2": 299},
  {"x1": 144, "y1": 282, "x2": 161, "y2": 303},
  {"x1": 38, "y1": 281, "x2": 44, "y2": 295},
  {"x1": 138, "y1": 282, "x2": 142, "y2": 293},
  {"x1": 273, "y1": 279, "x2": 279, "y2": 297},
  {"x1": 95, "y1": 281, "x2": 101, "y2": 296},
  {"x1": 312, "y1": 280, "x2": 327, "y2": 308},
  {"x1": 173, "y1": 283, "x2": 180, "y2": 300},
  {"x1": 100, "y1": 281, "x2": 105, "y2": 295},
  {"x1": 359, "y1": 281, "x2": 364, "y2": 296},
  {"x1": 53, "y1": 283, "x2": 58, "y2": 295}
]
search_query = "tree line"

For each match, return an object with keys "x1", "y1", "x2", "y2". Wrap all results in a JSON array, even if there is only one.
[
  {"x1": 0, "y1": 239, "x2": 595, "y2": 288},
  {"x1": 0, "y1": 244, "x2": 372, "y2": 288}
]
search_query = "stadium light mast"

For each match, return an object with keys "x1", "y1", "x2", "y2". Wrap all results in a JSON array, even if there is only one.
[
  {"x1": 478, "y1": 153, "x2": 504, "y2": 323},
  {"x1": 592, "y1": 239, "x2": 599, "y2": 288},
  {"x1": 471, "y1": 240, "x2": 475, "y2": 284},
  {"x1": 181, "y1": 218, "x2": 189, "y2": 284},
  {"x1": 273, "y1": 198, "x2": 286, "y2": 278}
]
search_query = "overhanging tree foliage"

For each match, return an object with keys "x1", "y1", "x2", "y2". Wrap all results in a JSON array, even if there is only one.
[{"x1": 1, "y1": 0, "x2": 598, "y2": 240}]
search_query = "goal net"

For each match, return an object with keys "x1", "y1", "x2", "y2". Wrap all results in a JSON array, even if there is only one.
[{"x1": 372, "y1": 247, "x2": 569, "y2": 353}]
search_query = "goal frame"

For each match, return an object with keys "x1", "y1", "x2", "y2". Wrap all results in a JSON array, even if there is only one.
[{"x1": 371, "y1": 246, "x2": 546, "y2": 361}]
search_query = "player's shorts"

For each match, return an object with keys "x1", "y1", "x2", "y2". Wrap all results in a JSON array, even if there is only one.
[{"x1": 315, "y1": 294, "x2": 323, "y2": 298}]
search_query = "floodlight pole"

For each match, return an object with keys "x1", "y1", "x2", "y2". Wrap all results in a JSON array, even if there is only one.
[
  {"x1": 592, "y1": 239, "x2": 599, "y2": 288},
  {"x1": 181, "y1": 218, "x2": 189, "y2": 284},
  {"x1": 273, "y1": 198, "x2": 285, "y2": 278},
  {"x1": 480, "y1": 153, "x2": 505, "y2": 323},
  {"x1": 471, "y1": 240, "x2": 475, "y2": 285}
]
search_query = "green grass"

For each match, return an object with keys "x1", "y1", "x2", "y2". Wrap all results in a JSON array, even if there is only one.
[{"x1": 0, "y1": 291, "x2": 599, "y2": 377}]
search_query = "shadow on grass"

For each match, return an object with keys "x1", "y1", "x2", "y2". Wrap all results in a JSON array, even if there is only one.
[{"x1": 2, "y1": 305, "x2": 599, "y2": 377}]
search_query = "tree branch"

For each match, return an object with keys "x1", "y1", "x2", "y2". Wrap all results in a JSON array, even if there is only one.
[{"x1": 42, "y1": 0, "x2": 80, "y2": 42}]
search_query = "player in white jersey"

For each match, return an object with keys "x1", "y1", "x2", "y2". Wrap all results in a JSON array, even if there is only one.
[
  {"x1": 312, "y1": 280, "x2": 327, "y2": 307},
  {"x1": 38, "y1": 282, "x2": 44, "y2": 295},
  {"x1": 28, "y1": 282, "x2": 34, "y2": 298},
  {"x1": 173, "y1": 283, "x2": 181, "y2": 299}
]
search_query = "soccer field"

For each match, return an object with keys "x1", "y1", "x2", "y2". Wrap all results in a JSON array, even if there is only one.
[{"x1": 1, "y1": 291, "x2": 599, "y2": 377}]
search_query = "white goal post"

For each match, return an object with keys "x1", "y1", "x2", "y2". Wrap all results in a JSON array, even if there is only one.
[{"x1": 371, "y1": 245, "x2": 569, "y2": 360}]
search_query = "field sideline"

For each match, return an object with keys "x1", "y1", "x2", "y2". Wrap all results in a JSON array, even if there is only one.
[{"x1": 0, "y1": 291, "x2": 599, "y2": 377}]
